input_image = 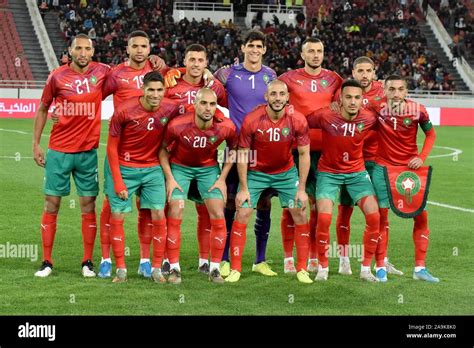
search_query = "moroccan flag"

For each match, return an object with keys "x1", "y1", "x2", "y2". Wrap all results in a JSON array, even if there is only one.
[{"x1": 383, "y1": 165, "x2": 433, "y2": 218}]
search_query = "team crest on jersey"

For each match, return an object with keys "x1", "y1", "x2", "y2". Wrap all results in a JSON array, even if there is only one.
[
  {"x1": 160, "y1": 117, "x2": 169, "y2": 125},
  {"x1": 320, "y1": 79, "x2": 328, "y2": 88},
  {"x1": 263, "y1": 74, "x2": 270, "y2": 85},
  {"x1": 209, "y1": 135, "x2": 218, "y2": 144},
  {"x1": 374, "y1": 96, "x2": 382, "y2": 101},
  {"x1": 282, "y1": 127, "x2": 290, "y2": 136},
  {"x1": 403, "y1": 117, "x2": 412, "y2": 126},
  {"x1": 90, "y1": 76, "x2": 97, "y2": 85},
  {"x1": 357, "y1": 123, "x2": 365, "y2": 132}
]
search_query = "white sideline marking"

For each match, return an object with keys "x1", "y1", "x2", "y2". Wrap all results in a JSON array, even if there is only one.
[
  {"x1": 427, "y1": 201, "x2": 474, "y2": 213},
  {"x1": 0, "y1": 156, "x2": 33, "y2": 159},
  {"x1": 428, "y1": 145, "x2": 463, "y2": 159}
]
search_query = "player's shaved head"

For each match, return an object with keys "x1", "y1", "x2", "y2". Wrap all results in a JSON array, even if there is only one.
[
  {"x1": 265, "y1": 80, "x2": 289, "y2": 115},
  {"x1": 267, "y1": 79, "x2": 288, "y2": 92},
  {"x1": 195, "y1": 88, "x2": 217, "y2": 103},
  {"x1": 195, "y1": 88, "x2": 217, "y2": 123}
]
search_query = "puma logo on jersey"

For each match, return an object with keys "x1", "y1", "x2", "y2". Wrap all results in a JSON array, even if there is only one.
[
  {"x1": 121, "y1": 78, "x2": 129, "y2": 84},
  {"x1": 132, "y1": 120, "x2": 140, "y2": 126},
  {"x1": 234, "y1": 75, "x2": 242, "y2": 80},
  {"x1": 174, "y1": 92, "x2": 183, "y2": 98},
  {"x1": 183, "y1": 135, "x2": 191, "y2": 143},
  {"x1": 296, "y1": 80, "x2": 304, "y2": 86},
  {"x1": 257, "y1": 129, "x2": 264, "y2": 134},
  {"x1": 331, "y1": 123, "x2": 338, "y2": 130},
  {"x1": 64, "y1": 83, "x2": 73, "y2": 89}
]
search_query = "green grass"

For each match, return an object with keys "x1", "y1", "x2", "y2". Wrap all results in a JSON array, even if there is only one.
[{"x1": 0, "y1": 119, "x2": 473, "y2": 315}]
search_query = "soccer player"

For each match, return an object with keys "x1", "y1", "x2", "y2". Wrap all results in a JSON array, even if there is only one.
[
  {"x1": 332, "y1": 56, "x2": 402, "y2": 277},
  {"x1": 163, "y1": 44, "x2": 227, "y2": 275},
  {"x1": 98, "y1": 31, "x2": 169, "y2": 279},
  {"x1": 214, "y1": 30, "x2": 278, "y2": 277},
  {"x1": 369, "y1": 75, "x2": 439, "y2": 283},
  {"x1": 306, "y1": 79, "x2": 380, "y2": 282},
  {"x1": 106, "y1": 71, "x2": 180, "y2": 283},
  {"x1": 226, "y1": 80, "x2": 313, "y2": 284},
  {"x1": 159, "y1": 88, "x2": 237, "y2": 284},
  {"x1": 32, "y1": 34, "x2": 110, "y2": 277},
  {"x1": 279, "y1": 38, "x2": 342, "y2": 273}
]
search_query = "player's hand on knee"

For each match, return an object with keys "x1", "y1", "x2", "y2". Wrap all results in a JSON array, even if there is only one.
[
  {"x1": 149, "y1": 55, "x2": 166, "y2": 72},
  {"x1": 118, "y1": 190, "x2": 128, "y2": 201},
  {"x1": 407, "y1": 156, "x2": 423, "y2": 169},
  {"x1": 295, "y1": 190, "x2": 308, "y2": 211},
  {"x1": 236, "y1": 190, "x2": 250, "y2": 208},
  {"x1": 33, "y1": 145, "x2": 45, "y2": 167},
  {"x1": 166, "y1": 178, "x2": 183, "y2": 202},
  {"x1": 209, "y1": 179, "x2": 227, "y2": 202}
]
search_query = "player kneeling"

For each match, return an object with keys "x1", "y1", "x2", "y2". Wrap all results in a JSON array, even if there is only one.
[
  {"x1": 159, "y1": 88, "x2": 237, "y2": 284},
  {"x1": 105, "y1": 72, "x2": 180, "y2": 283},
  {"x1": 227, "y1": 80, "x2": 312, "y2": 284}
]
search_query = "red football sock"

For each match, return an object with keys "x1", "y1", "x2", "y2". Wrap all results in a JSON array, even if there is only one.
[
  {"x1": 40, "y1": 212, "x2": 57, "y2": 264},
  {"x1": 230, "y1": 221, "x2": 247, "y2": 272},
  {"x1": 99, "y1": 198, "x2": 111, "y2": 259},
  {"x1": 196, "y1": 203, "x2": 211, "y2": 260},
  {"x1": 280, "y1": 208, "x2": 295, "y2": 258},
  {"x1": 166, "y1": 218, "x2": 182, "y2": 264},
  {"x1": 375, "y1": 208, "x2": 389, "y2": 267},
  {"x1": 163, "y1": 203, "x2": 169, "y2": 261},
  {"x1": 295, "y1": 223, "x2": 310, "y2": 271},
  {"x1": 110, "y1": 218, "x2": 126, "y2": 269},
  {"x1": 138, "y1": 208, "x2": 152, "y2": 259},
  {"x1": 309, "y1": 208, "x2": 318, "y2": 259},
  {"x1": 151, "y1": 218, "x2": 167, "y2": 268},
  {"x1": 316, "y1": 213, "x2": 332, "y2": 268},
  {"x1": 362, "y1": 212, "x2": 381, "y2": 267},
  {"x1": 413, "y1": 211, "x2": 430, "y2": 267},
  {"x1": 336, "y1": 205, "x2": 353, "y2": 257},
  {"x1": 81, "y1": 212, "x2": 97, "y2": 263},
  {"x1": 210, "y1": 218, "x2": 226, "y2": 263}
]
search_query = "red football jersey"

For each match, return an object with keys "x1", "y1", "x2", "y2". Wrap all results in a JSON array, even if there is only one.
[
  {"x1": 102, "y1": 60, "x2": 154, "y2": 107},
  {"x1": 307, "y1": 107, "x2": 378, "y2": 173},
  {"x1": 279, "y1": 68, "x2": 343, "y2": 151},
  {"x1": 163, "y1": 112, "x2": 237, "y2": 167},
  {"x1": 41, "y1": 62, "x2": 110, "y2": 152},
  {"x1": 165, "y1": 77, "x2": 227, "y2": 114},
  {"x1": 369, "y1": 98, "x2": 433, "y2": 166},
  {"x1": 239, "y1": 105, "x2": 310, "y2": 174},
  {"x1": 361, "y1": 81, "x2": 385, "y2": 161},
  {"x1": 109, "y1": 97, "x2": 180, "y2": 167}
]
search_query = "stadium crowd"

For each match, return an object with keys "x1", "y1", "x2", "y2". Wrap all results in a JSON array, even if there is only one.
[{"x1": 41, "y1": 0, "x2": 461, "y2": 91}]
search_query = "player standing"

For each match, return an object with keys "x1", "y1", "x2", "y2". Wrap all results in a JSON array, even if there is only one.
[
  {"x1": 106, "y1": 71, "x2": 179, "y2": 283},
  {"x1": 33, "y1": 34, "x2": 110, "y2": 277},
  {"x1": 370, "y1": 75, "x2": 439, "y2": 283},
  {"x1": 226, "y1": 80, "x2": 313, "y2": 284},
  {"x1": 214, "y1": 30, "x2": 278, "y2": 277},
  {"x1": 159, "y1": 88, "x2": 237, "y2": 284},
  {"x1": 163, "y1": 44, "x2": 227, "y2": 275},
  {"x1": 279, "y1": 38, "x2": 342, "y2": 273},
  {"x1": 306, "y1": 79, "x2": 380, "y2": 282}
]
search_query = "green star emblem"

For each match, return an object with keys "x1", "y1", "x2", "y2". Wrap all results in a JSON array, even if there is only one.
[
  {"x1": 160, "y1": 117, "x2": 168, "y2": 125},
  {"x1": 282, "y1": 127, "x2": 290, "y2": 136},
  {"x1": 403, "y1": 117, "x2": 412, "y2": 126},
  {"x1": 320, "y1": 79, "x2": 328, "y2": 88},
  {"x1": 90, "y1": 76, "x2": 97, "y2": 85},
  {"x1": 357, "y1": 123, "x2": 365, "y2": 132},
  {"x1": 263, "y1": 74, "x2": 270, "y2": 84},
  {"x1": 209, "y1": 136, "x2": 218, "y2": 144}
]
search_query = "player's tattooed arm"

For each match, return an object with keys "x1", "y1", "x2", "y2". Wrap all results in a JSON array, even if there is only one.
[
  {"x1": 158, "y1": 146, "x2": 183, "y2": 202},
  {"x1": 295, "y1": 144, "x2": 310, "y2": 210},
  {"x1": 32, "y1": 102, "x2": 49, "y2": 167},
  {"x1": 235, "y1": 148, "x2": 251, "y2": 208}
]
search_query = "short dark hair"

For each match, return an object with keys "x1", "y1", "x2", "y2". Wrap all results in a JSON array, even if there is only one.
[
  {"x1": 128, "y1": 30, "x2": 149, "y2": 41},
  {"x1": 353, "y1": 56, "x2": 375, "y2": 69},
  {"x1": 143, "y1": 71, "x2": 164, "y2": 86},
  {"x1": 385, "y1": 74, "x2": 407, "y2": 86},
  {"x1": 70, "y1": 33, "x2": 91, "y2": 47},
  {"x1": 341, "y1": 79, "x2": 363, "y2": 93},
  {"x1": 243, "y1": 30, "x2": 266, "y2": 46},
  {"x1": 302, "y1": 37, "x2": 323, "y2": 47},
  {"x1": 185, "y1": 44, "x2": 207, "y2": 56}
]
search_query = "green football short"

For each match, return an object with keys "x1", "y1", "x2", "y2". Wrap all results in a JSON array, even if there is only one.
[
  {"x1": 170, "y1": 164, "x2": 223, "y2": 201},
  {"x1": 293, "y1": 149, "x2": 320, "y2": 197},
  {"x1": 104, "y1": 161, "x2": 166, "y2": 213},
  {"x1": 241, "y1": 166, "x2": 300, "y2": 209},
  {"x1": 44, "y1": 148, "x2": 98, "y2": 197},
  {"x1": 340, "y1": 160, "x2": 376, "y2": 206},
  {"x1": 316, "y1": 170, "x2": 375, "y2": 204},
  {"x1": 371, "y1": 163, "x2": 390, "y2": 208}
]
